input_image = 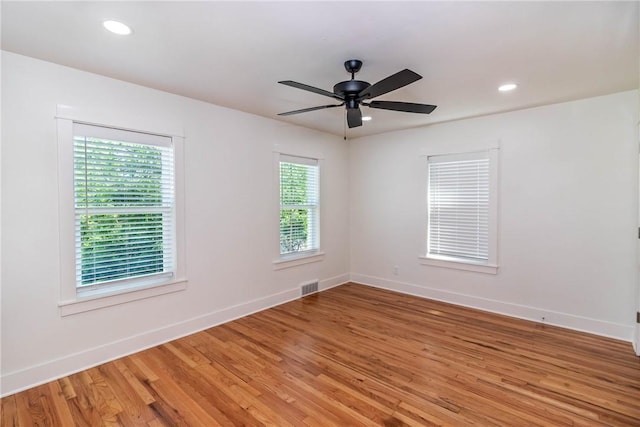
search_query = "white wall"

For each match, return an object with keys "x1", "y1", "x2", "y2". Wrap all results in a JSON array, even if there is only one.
[
  {"x1": 350, "y1": 90, "x2": 639, "y2": 341},
  {"x1": 0, "y1": 52, "x2": 350, "y2": 395},
  {"x1": 636, "y1": 84, "x2": 640, "y2": 356},
  {"x1": 2, "y1": 51, "x2": 638, "y2": 396}
]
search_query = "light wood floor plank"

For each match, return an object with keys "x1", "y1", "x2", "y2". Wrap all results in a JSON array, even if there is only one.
[{"x1": 2, "y1": 283, "x2": 639, "y2": 426}]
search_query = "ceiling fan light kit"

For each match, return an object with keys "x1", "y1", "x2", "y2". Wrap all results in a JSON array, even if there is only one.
[{"x1": 278, "y1": 59, "x2": 437, "y2": 129}]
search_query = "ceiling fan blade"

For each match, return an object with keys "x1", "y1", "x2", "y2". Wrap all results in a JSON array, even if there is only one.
[
  {"x1": 347, "y1": 108, "x2": 362, "y2": 128},
  {"x1": 278, "y1": 80, "x2": 343, "y2": 100},
  {"x1": 278, "y1": 103, "x2": 344, "y2": 116},
  {"x1": 368, "y1": 101, "x2": 437, "y2": 114},
  {"x1": 357, "y1": 69, "x2": 422, "y2": 100}
]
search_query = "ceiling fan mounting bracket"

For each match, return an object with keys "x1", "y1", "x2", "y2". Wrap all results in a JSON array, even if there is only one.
[{"x1": 344, "y1": 59, "x2": 363, "y2": 75}]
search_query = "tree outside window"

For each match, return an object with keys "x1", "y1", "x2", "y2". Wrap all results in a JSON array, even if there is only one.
[
  {"x1": 74, "y1": 133, "x2": 174, "y2": 287},
  {"x1": 279, "y1": 157, "x2": 319, "y2": 255}
]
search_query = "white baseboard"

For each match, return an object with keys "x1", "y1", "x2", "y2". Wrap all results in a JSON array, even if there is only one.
[
  {"x1": 350, "y1": 273, "x2": 634, "y2": 343},
  {"x1": 2, "y1": 271, "x2": 630, "y2": 397},
  {"x1": 320, "y1": 273, "x2": 350, "y2": 291},
  {"x1": 1, "y1": 273, "x2": 350, "y2": 397}
]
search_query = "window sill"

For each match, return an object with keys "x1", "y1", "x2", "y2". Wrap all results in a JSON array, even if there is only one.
[
  {"x1": 419, "y1": 256, "x2": 498, "y2": 275},
  {"x1": 58, "y1": 278, "x2": 188, "y2": 316},
  {"x1": 273, "y1": 251, "x2": 325, "y2": 270}
]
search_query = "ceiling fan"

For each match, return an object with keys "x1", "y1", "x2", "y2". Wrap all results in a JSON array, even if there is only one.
[{"x1": 278, "y1": 59, "x2": 437, "y2": 128}]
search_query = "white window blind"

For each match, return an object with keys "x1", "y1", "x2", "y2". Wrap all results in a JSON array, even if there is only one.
[
  {"x1": 279, "y1": 155, "x2": 319, "y2": 255},
  {"x1": 73, "y1": 123, "x2": 175, "y2": 288},
  {"x1": 427, "y1": 152, "x2": 490, "y2": 263}
]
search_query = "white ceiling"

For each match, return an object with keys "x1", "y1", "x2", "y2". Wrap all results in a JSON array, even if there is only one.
[{"x1": 2, "y1": 1, "x2": 638, "y2": 138}]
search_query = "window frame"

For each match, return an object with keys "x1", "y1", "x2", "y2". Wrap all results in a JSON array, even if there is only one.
[
  {"x1": 272, "y1": 149, "x2": 324, "y2": 270},
  {"x1": 56, "y1": 116, "x2": 187, "y2": 315},
  {"x1": 420, "y1": 147, "x2": 499, "y2": 274}
]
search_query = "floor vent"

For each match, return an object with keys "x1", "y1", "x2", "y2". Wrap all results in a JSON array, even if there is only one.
[{"x1": 301, "y1": 281, "x2": 319, "y2": 296}]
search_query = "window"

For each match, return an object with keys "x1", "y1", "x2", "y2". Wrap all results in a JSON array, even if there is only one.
[
  {"x1": 279, "y1": 155, "x2": 319, "y2": 257},
  {"x1": 423, "y1": 149, "x2": 498, "y2": 274},
  {"x1": 73, "y1": 123, "x2": 175, "y2": 289},
  {"x1": 57, "y1": 115, "x2": 186, "y2": 315}
]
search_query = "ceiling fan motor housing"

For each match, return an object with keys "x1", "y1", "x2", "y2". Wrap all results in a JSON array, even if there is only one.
[{"x1": 333, "y1": 80, "x2": 370, "y2": 109}]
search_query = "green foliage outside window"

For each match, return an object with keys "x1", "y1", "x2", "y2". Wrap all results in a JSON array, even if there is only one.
[
  {"x1": 75, "y1": 138, "x2": 168, "y2": 285},
  {"x1": 280, "y1": 208, "x2": 308, "y2": 253},
  {"x1": 279, "y1": 161, "x2": 316, "y2": 254}
]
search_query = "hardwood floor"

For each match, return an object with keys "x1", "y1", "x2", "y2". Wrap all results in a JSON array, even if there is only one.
[{"x1": 2, "y1": 283, "x2": 640, "y2": 426}]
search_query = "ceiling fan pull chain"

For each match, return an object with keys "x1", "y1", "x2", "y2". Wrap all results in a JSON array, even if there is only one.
[{"x1": 343, "y1": 110, "x2": 347, "y2": 140}]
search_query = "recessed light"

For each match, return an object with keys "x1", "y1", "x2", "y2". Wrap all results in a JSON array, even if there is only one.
[
  {"x1": 103, "y1": 20, "x2": 132, "y2": 35},
  {"x1": 498, "y1": 83, "x2": 517, "y2": 92},
  {"x1": 362, "y1": 116, "x2": 372, "y2": 121}
]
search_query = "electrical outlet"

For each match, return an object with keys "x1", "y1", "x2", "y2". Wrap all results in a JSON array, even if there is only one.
[{"x1": 393, "y1": 265, "x2": 399, "y2": 275}]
